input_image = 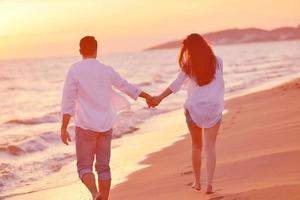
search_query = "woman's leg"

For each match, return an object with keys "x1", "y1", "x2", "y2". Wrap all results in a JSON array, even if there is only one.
[
  {"x1": 186, "y1": 120, "x2": 203, "y2": 190},
  {"x1": 203, "y1": 119, "x2": 221, "y2": 194}
]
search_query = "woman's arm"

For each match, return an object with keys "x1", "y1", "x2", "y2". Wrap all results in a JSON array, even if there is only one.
[
  {"x1": 150, "y1": 71, "x2": 187, "y2": 107},
  {"x1": 150, "y1": 88, "x2": 172, "y2": 107}
]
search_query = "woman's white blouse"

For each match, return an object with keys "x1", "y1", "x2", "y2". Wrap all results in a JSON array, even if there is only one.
[
  {"x1": 168, "y1": 56, "x2": 225, "y2": 128},
  {"x1": 61, "y1": 59, "x2": 141, "y2": 132}
]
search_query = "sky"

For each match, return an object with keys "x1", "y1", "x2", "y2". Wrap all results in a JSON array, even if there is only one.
[{"x1": 0, "y1": 0, "x2": 299, "y2": 59}]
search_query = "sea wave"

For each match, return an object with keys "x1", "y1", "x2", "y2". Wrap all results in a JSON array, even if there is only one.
[
  {"x1": 4, "y1": 112, "x2": 60, "y2": 125},
  {"x1": 0, "y1": 109, "x2": 161, "y2": 156},
  {"x1": 0, "y1": 163, "x2": 17, "y2": 185},
  {"x1": 137, "y1": 81, "x2": 152, "y2": 87},
  {"x1": 0, "y1": 153, "x2": 76, "y2": 195},
  {"x1": 0, "y1": 75, "x2": 13, "y2": 81},
  {"x1": 0, "y1": 131, "x2": 58, "y2": 156}
]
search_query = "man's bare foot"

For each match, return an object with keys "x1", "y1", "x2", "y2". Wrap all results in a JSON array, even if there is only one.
[
  {"x1": 206, "y1": 185, "x2": 213, "y2": 194},
  {"x1": 93, "y1": 192, "x2": 102, "y2": 200},
  {"x1": 192, "y1": 182, "x2": 201, "y2": 190}
]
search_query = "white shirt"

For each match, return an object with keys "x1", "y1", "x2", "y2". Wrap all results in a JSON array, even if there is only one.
[
  {"x1": 61, "y1": 59, "x2": 141, "y2": 132},
  {"x1": 169, "y1": 56, "x2": 225, "y2": 128}
]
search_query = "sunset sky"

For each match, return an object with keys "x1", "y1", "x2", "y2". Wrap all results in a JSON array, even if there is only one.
[{"x1": 0, "y1": 0, "x2": 299, "y2": 59}]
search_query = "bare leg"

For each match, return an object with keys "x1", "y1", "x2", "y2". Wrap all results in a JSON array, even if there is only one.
[
  {"x1": 98, "y1": 180, "x2": 111, "y2": 200},
  {"x1": 203, "y1": 119, "x2": 221, "y2": 194},
  {"x1": 187, "y1": 121, "x2": 203, "y2": 190},
  {"x1": 81, "y1": 173, "x2": 100, "y2": 199}
]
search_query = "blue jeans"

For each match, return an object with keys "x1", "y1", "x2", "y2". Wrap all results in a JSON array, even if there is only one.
[{"x1": 75, "y1": 126, "x2": 112, "y2": 181}]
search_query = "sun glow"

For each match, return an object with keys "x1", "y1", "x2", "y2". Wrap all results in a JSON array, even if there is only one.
[{"x1": 0, "y1": 0, "x2": 299, "y2": 59}]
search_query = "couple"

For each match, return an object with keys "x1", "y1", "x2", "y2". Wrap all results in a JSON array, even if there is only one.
[{"x1": 60, "y1": 34, "x2": 224, "y2": 200}]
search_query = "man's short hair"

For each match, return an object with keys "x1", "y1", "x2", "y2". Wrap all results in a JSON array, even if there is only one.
[{"x1": 79, "y1": 36, "x2": 97, "y2": 56}]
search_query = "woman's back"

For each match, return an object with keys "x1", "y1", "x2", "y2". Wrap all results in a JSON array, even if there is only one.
[
  {"x1": 168, "y1": 55, "x2": 224, "y2": 128},
  {"x1": 187, "y1": 56, "x2": 224, "y2": 105}
]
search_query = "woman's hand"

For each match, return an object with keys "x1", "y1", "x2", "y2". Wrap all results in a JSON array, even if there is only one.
[
  {"x1": 139, "y1": 91, "x2": 154, "y2": 108},
  {"x1": 145, "y1": 95, "x2": 154, "y2": 108},
  {"x1": 148, "y1": 96, "x2": 163, "y2": 108},
  {"x1": 145, "y1": 88, "x2": 173, "y2": 108}
]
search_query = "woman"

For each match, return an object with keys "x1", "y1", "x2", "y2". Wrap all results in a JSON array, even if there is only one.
[{"x1": 150, "y1": 33, "x2": 224, "y2": 194}]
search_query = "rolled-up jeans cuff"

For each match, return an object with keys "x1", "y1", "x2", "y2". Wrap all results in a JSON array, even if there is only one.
[
  {"x1": 78, "y1": 168, "x2": 93, "y2": 181},
  {"x1": 97, "y1": 170, "x2": 111, "y2": 181}
]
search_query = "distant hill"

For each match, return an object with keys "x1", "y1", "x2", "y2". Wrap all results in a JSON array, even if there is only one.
[{"x1": 145, "y1": 25, "x2": 300, "y2": 51}]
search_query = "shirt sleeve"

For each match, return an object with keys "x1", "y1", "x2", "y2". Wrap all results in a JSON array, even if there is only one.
[
  {"x1": 111, "y1": 68, "x2": 142, "y2": 100},
  {"x1": 61, "y1": 67, "x2": 78, "y2": 116},
  {"x1": 168, "y1": 71, "x2": 188, "y2": 93}
]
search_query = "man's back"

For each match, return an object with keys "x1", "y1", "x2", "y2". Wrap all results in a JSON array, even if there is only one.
[
  {"x1": 61, "y1": 58, "x2": 141, "y2": 132},
  {"x1": 73, "y1": 59, "x2": 112, "y2": 109}
]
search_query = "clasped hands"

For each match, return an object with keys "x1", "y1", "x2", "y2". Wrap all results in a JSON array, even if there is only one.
[{"x1": 145, "y1": 94, "x2": 162, "y2": 108}]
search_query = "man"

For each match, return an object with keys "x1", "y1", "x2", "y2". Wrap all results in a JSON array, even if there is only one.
[{"x1": 60, "y1": 36, "x2": 152, "y2": 200}]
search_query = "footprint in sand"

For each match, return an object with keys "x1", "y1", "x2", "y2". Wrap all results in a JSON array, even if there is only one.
[
  {"x1": 209, "y1": 196, "x2": 224, "y2": 200},
  {"x1": 229, "y1": 108, "x2": 242, "y2": 126},
  {"x1": 181, "y1": 170, "x2": 193, "y2": 175},
  {"x1": 221, "y1": 107, "x2": 240, "y2": 131},
  {"x1": 186, "y1": 182, "x2": 193, "y2": 186},
  {"x1": 229, "y1": 121, "x2": 236, "y2": 126}
]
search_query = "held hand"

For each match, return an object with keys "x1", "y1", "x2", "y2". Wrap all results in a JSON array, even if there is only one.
[
  {"x1": 145, "y1": 95, "x2": 154, "y2": 108},
  {"x1": 60, "y1": 128, "x2": 71, "y2": 145},
  {"x1": 149, "y1": 96, "x2": 162, "y2": 108}
]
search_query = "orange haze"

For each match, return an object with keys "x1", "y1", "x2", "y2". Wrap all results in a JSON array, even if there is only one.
[{"x1": 0, "y1": 0, "x2": 299, "y2": 59}]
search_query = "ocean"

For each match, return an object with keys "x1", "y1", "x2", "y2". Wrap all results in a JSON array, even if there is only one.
[{"x1": 0, "y1": 40, "x2": 300, "y2": 198}]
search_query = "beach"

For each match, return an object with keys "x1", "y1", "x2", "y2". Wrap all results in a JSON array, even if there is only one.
[
  {"x1": 5, "y1": 77, "x2": 300, "y2": 200},
  {"x1": 109, "y1": 78, "x2": 300, "y2": 200},
  {"x1": 2, "y1": 40, "x2": 299, "y2": 198},
  {"x1": 1, "y1": 0, "x2": 300, "y2": 199}
]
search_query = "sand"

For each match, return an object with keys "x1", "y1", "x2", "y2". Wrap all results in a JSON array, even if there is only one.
[
  {"x1": 109, "y1": 78, "x2": 300, "y2": 200},
  {"x1": 5, "y1": 78, "x2": 300, "y2": 200}
]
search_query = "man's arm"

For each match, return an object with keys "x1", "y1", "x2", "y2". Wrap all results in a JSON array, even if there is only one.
[
  {"x1": 60, "y1": 68, "x2": 77, "y2": 145},
  {"x1": 111, "y1": 68, "x2": 142, "y2": 100},
  {"x1": 60, "y1": 114, "x2": 72, "y2": 145},
  {"x1": 139, "y1": 91, "x2": 153, "y2": 108},
  {"x1": 61, "y1": 113, "x2": 71, "y2": 130},
  {"x1": 110, "y1": 68, "x2": 153, "y2": 106}
]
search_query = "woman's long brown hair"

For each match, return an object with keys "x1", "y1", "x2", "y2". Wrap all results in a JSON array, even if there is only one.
[{"x1": 179, "y1": 33, "x2": 217, "y2": 86}]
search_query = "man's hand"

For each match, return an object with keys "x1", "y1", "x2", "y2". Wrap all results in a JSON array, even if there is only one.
[
  {"x1": 60, "y1": 128, "x2": 71, "y2": 145},
  {"x1": 145, "y1": 95, "x2": 154, "y2": 108},
  {"x1": 149, "y1": 96, "x2": 162, "y2": 108},
  {"x1": 147, "y1": 88, "x2": 172, "y2": 108}
]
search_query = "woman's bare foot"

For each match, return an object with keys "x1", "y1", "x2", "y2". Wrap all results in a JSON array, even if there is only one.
[
  {"x1": 206, "y1": 185, "x2": 213, "y2": 194},
  {"x1": 192, "y1": 182, "x2": 201, "y2": 190}
]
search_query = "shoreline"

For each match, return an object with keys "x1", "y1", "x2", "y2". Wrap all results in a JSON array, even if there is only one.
[
  {"x1": 5, "y1": 77, "x2": 300, "y2": 200},
  {"x1": 4, "y1": 108, "x2": 189, "y2": 200},
  {"x1": 224, "y1": 72, "x2": 300, "y2": 101}
]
